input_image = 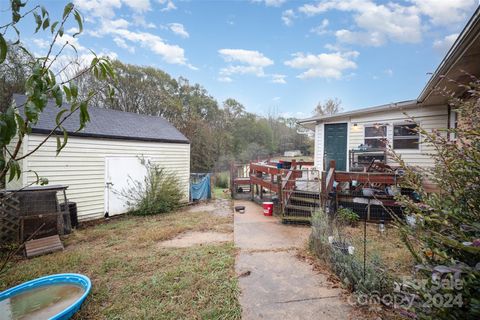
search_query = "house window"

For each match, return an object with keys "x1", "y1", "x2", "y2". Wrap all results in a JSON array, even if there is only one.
[
  {"x1": 364, "y1": 125, "x2": 387, "y2": 148},
  {"x1": 393, "y1": 123, "x2": 419, "y2": 149},
  {"x1": 449, "y1": 110, "x2": 458, "y2": 141}
]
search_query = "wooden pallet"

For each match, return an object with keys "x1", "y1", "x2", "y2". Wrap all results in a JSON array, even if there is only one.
[{"x1": 25, "y1": 235, "x2": 64, "y2": 258}]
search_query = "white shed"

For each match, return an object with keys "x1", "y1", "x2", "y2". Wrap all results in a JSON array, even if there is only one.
[{"x1": 8, "y1": 94, "x2": 190, "y2": 221}]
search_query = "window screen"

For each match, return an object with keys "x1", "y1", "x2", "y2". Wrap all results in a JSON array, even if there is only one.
[
  {"x1": 393, "y1": 123, "x2": 419, "y2": 149},
  {"x1": 364, "y1": 125, "x2": 387, "y2": 148}
]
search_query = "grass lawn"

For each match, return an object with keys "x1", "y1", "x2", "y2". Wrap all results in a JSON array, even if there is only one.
[
  {"x1": 213, "y1": 187, "x2": 230, "y2": 200},
  {"x1": 0, "y1": 209, "x2": 241, "y2": 320}
]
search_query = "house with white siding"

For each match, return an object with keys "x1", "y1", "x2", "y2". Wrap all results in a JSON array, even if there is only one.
[
  {"x1": 298, "y1": 6, "x2": 480, "y2": 173},
  {"x1": 8, "y1": 94, "x2": 190, "y2": 221}
]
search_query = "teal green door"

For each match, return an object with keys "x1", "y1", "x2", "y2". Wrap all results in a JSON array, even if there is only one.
[{"x1": 324, "y1": 123, "x2": 348, "y2": 171}]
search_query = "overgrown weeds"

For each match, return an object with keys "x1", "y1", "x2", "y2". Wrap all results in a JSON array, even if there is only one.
[
  {"x1": 120, "y1": 158, "x2": 184, "y2": 216},
  {"x1": 310, "y1": 211, "x2": 396, "y2": 297}
]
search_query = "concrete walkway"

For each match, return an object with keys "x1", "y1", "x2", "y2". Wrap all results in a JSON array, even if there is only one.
[{"x1": 234, "y1": 200, "x2": 352, "y2": 320}]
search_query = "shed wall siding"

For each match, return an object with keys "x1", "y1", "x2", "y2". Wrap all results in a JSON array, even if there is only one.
[
  {"x1": 19, "y1": 135, "x2": 190, "y2": 221},
  {"x1": 312, "y1": 105, "x2": 449, "y2": 170}
]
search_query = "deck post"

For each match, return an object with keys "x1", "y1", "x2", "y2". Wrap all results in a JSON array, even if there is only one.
[
  {"x1": 329, "y1": 160, "x2": 336, "y2": 172},
  {"x1": 321, "y1": 171, "x2": 326, "y2": 208},
  {"x1": 277, "y1": 175, "x2": 283, "y2": 215}
]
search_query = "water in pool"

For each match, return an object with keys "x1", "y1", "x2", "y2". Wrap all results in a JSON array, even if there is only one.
[{"x1": 0, "y1": 283, "x2": 84, "y2": 320}]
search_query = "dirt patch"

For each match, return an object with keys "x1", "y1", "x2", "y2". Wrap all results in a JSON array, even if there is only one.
[
  {"x1": 159, "y1": 231, "x2": 233, "y2": 248},
  {"x1": 186, "y1": 199, "x2": 232, "y2": 217}
]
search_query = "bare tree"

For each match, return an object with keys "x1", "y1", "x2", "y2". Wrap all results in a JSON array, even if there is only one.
[
  {"x1": 314, "y1": 98, "x2": 342, "y2": 116},
  {"x1": 0, "y1": 43, "x2": 33, "y2": 112}
]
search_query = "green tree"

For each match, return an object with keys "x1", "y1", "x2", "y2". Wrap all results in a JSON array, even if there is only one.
[
  {"x1": 74, "y1": 60, "x2": 313, "y2": 170},
  {"x1": 0, "y1": 42, "x2": 33, "y2": 112}
]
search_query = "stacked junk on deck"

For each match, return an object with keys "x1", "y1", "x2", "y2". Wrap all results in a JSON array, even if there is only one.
[{"x1": 230, "y1": 158, "x2": 420, "y2": 224}]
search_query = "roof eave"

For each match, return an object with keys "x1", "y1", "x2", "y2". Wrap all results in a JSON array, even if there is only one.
[
  {"x1": 417, "y1": 5, "x2": 480, "y2": 103},
  {"x1": 30, "y1": 128, "x2": 190, "y2": 144},
  {"x1": 298, "y1": 100, "x2": 417, "y2": 124}
]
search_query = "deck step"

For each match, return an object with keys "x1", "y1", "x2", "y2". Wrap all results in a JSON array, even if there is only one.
[
  {"x1": 285, "y1": 204, "x2": 316, "y2": 212},
  {"x1": 289, "y1": 195, "x2": 320, "y2": 204},
  {"x1": 291, "y1": 191, "x2": 320, "y2": 198},
  {"x1": 281, "y1": 215, "x2": 311, "y2": 224}
]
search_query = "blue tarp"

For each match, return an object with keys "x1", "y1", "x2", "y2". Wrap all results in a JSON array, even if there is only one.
[{"x1": 190, "y1": 173, "x2": 211, "y2": 201}]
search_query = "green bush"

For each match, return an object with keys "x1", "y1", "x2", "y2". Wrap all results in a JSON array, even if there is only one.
[
  {"x1": 337, "y1": 207, "x2": 359, "y2": 226},
  {"x1": 215, "y1": 172, "x2": 229, "y2": 189},
  {"x1": 120, "y1": 159, "x2": 184, "y2": 215},
  {"x1": 310, "y1": 211, "x2": 394, "y2": 296},
  {"x1": 391, "y1": 78, "x2": 480, "y2": 319}
]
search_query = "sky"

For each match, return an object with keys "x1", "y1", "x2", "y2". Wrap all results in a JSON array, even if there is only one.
[{"x1": 2, "y1": 0, "x2": 479, "y2": 118}]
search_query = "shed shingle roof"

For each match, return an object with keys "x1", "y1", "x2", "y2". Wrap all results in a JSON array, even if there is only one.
[{"x1": 13, "y1": 94, "x2": 189, "y2": 144}]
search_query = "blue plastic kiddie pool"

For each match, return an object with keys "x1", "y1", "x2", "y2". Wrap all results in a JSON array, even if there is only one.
[{"x1": 0, "y1": 273, "x2": 91, "y2": 320}]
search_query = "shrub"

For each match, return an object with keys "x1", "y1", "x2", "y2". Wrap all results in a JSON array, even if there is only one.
[
  {"x1": 120, "y1": 159, "x2": 184, "y2": 215},
  {"x1": 310, "y1": 210, "x2": 394, "y2": 297},
  {"x1": 215, "y1": 172, "x2": 229, "y2": 189},
  {"x1": 337, "y1": 207, "x2": 359, "y2": 226},
  {"x1": 391, "y1": 78, "x2": 480, "y2": 319}
]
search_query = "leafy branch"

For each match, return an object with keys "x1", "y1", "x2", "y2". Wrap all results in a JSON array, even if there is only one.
[{"x1": 0, "y1": 1, "x2": 115, "y2": 185}]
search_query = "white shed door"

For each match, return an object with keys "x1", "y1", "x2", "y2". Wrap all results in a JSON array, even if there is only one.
[{"x1": 105, "y1": 157, "x2": 148, "y2": 216}]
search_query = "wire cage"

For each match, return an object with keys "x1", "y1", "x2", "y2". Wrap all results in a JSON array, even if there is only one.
[{"x1": 0, "y1": 185, "x2": 71, "y2": 244}]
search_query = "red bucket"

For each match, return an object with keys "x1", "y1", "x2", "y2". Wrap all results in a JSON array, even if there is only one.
[{"x1": 262, "y1": 202, "x2": 273, "y2": 216}]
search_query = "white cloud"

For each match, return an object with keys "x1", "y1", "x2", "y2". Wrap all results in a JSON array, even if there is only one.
[
  {"x1": 219, "y1": 49, "x2": 274, "y2": 77},
  {"x1": 55, "y1": 34, "x2": 87, "y2": 53},
  {"x1": 74, "y1": 0, "x2": 121, "y2": 19},
  {"x1": 74, "y1": 0, "x2": 193, "y2": 69},
  {"x1": 252, "y1": 0, "x2": 286, "y2": 7},
  {"x1": 335, "y1": 29, "x2": 385, "y2": 46},
  {"x1": 271, "y1": 74, "x2": 287, "y2": 84},
  {"x1": 284, "y1": 51, "x2": 359, "y2": 79},
  {"x1": 324, "y1": 43, "x2": 342, "y2": 51},
  {"x1": 113, "y1": 29, "x2": 194, "y2": 67},
  {"x1": 219, "y1": 49, "x2": 274, "y2": 67},
  {"x1": 132, "y1": 14, "x2": 156, "y2": 28},
  {"x1": 218, "y1": 49, "x2": 277, "y2": 81},
  {"x1": 433, "y1": 33, "x2": 459, "y2": 52},
  {"x1": 282, "y1": 9, "x2": 296, "y2": 26},
  {"x1": 411, "y1": 0, "x2": 477, "y2": 26},
  {"x1": 32, "y1": 38, "x2": 49, "y2": 49},
  {"x1": 103, "y1": 18, "x2": 131, "y2": 31},
  {"x1": 298, "y1": 0, "x2": 421, "y2": 45},
  {"x1": 168, "y1": 23, "x2": 189, "y2": 38},
  {"x1": 218, "y1": 76, "x2": 233, "y2": 83},
  {"x1": 113, "y1": 37, "x2": 135, "y2": 53},
  {"x1": 123, "y1": 0, "x2": 151, "y2": 12},
  {"x1": 158, "y1": 0, "x2": 177, "y2": 12},
  {"x1": 296, "y1": 0, "x2": 476, "y2": 47},
  {"x1": 310, "y1": 18, "x2": 329, "y2": 35},
  {"x1": 384, "y1": 68, "x2": 393, "y2": 76}
]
